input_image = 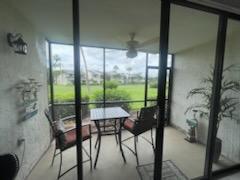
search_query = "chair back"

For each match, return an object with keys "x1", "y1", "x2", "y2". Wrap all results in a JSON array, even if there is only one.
[
  {"x1": 134, "y1": 106, "x2": 158, "y2": 135},
  {"x1": 44, "y1": 109, "x2": 68, "y2": 150},
  {"x1": 44, "y1": 109, "x2": 57, "y2": 135}
]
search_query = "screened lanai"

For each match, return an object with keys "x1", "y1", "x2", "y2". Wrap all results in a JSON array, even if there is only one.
[
  {"x1": 1, "y1": 0, "x2": 240, "y2": 180},
  {"x1": 49, "y1": 43, "x2": 173, "y2": 125}
]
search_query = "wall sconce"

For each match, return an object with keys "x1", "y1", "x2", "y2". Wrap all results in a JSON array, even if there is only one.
[{"x1": 7, "y1": 33, "x2": 28, "y2": 55}]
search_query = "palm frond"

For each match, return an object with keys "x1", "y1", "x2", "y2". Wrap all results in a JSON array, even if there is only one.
[
  {"x1": 187, "y1": 87, "x2": 211, "y2": 98},
  {"x1": 223, "y1": 64, "x2": 240, "y2": 72},
  {"x1": 201, "y1": 76, "x2": 213, "y2": 85},
  {"x1": 221, "y1": 80, "x2": 240, "y2": 94},
  {"x1": 186, "y1": 64, "x2": 240, "y2": 128},
  {"x1": 184, "y1": 104, "x2": 209, "y2": 115}
]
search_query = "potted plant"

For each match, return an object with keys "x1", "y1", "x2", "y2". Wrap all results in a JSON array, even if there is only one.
[{"x1": 185, "y1": 64, "x2": 240, "y2": 162}]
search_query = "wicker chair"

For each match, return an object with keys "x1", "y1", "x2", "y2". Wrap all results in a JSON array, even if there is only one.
[
  {"x1": 44, "y1": 109, "x2": 92, "y2": 179},
  {"x1": 121, "y1": 106, "x2": 157, "y2": 165}
]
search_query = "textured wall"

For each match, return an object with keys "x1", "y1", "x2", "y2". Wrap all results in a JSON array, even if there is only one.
[
  {"x1": 171, "y1": 32, "x2": 240, "y2": 162},
  {"x1": 217, "y1": 31, "x2": 240, "y2": 162},
  {"x1": 0, "y1": 1, "x2": 50, "y2": 180},
  {"x1": 171, "y1": 40, "x2": 216, "y2": 144}
]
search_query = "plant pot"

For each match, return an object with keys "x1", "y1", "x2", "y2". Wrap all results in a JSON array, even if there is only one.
[{"x1": 213, "y1": 137, "x2": 222, "y2": 163}]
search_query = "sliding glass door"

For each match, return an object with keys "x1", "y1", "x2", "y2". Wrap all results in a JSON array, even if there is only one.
[
  {"x1": 164, "y1": 4, "x2": 219, "y2": 179},
  {"x1": 75, "y1": 0, "x2": 240, "y2": 179},
  {"x1": 79, "y1": 0, "x2": 160, "y2": 179},
  {"x1": 212, "y1": 19, "x2": 240, "y2": 172}
]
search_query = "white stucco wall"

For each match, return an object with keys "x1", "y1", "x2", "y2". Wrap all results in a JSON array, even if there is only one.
[
  {"x1": 171, "y1": 32, "x2": 240, "y2": 162},
  {"x1": 217, "y1": 31, "x2": 240, "y2": 162},
  {"x1": 171, "y1": 40, "x2": 216, "y2": 144},
  {"x1": 0, "y1": 1, "x2": 50, "y2": 180}
]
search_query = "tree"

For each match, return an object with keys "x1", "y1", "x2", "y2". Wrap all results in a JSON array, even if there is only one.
[
  {"x1": 112, "y1": 65, "x2": 122, "y2": 82},
  {"x1": 126, "y1": 67, "x2": 132, "y2": 84},
  {"x1": 132, "y1": 73, "x2": 143, "y2": 84},
  {"x1": 80, "y1": 47, "x2": 91, "y2": 92},
  {"x1": 113, "y1": 65, "x2": 119, "y2": 73},
  {"x1": 53, "y1": 55, "x2": 63, "y2": 84}
]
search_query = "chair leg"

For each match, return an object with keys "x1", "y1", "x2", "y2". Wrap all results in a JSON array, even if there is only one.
[
  {"x1": 58, "y1": 151, "x2": 63, "y2": 179},
  {"x1": 51, "y1": 146, "x2": 57, "y2": 166},
  {"x1": 118, "y1": 119, "x2": 126, "y2": 163},
  {"x1": 94, "y1": 136, "x2": 99, "y2": 149},
  {"x1": 151, "y1": 128, "x2": 155, "y2": 152},
  {"x1": 114, "y1": 120, "x2": 118, "y2": 145},
  {"x1": 134, "y1": 136, "x2": 139, "y2": 166},
  {"x1": 89, "y1": 136, "x2": 92, "y2": 170},
  {"x1": 103, "y1": 121, "x2": 106, "y2": 132}
]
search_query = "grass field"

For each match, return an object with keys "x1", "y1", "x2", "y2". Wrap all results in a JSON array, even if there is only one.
[
  {"x1": 53, "y1": 84, "x2": 158, "y2": 109},
  {"x1": 54, "y1": 84, "x2": 157, "y2": 101}
]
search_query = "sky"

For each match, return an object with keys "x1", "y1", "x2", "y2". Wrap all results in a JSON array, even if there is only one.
[{"x1": 51, "y1": 44, "x2": 171, "y2": 77}]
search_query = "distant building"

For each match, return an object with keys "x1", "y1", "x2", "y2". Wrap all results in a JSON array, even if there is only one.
[{"x1": 55, "y1": 69, "x2": 102, "y2": 85}]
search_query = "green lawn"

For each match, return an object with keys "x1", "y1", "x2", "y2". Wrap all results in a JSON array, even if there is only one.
[
  {"x1": 54, "y1": 84, "x2": 157, "y2": 101},
  {"x1": 53, "y1": 84, "x2": 158, "y2": 110}
]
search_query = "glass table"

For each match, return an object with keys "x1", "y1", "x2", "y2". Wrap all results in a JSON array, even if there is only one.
[{"x1": 90, "y1": 107, "x2": 130, "y2": 168}]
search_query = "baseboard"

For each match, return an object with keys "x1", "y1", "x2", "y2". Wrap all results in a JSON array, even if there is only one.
[
  {"x1": 169, "y1": 122, "x2": 186, "y2": 134},
  {"x1": 169, "y1": 123, "x2": 205, "y2": 145}
]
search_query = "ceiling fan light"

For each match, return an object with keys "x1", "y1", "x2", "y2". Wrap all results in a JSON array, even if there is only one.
[{"x1": 126, "y1": 48, "x2": 137, "y2": 58}]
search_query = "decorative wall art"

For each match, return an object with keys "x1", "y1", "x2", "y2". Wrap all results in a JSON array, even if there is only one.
[{"x1": 15, "y1": 78, "x2": 42, "y2": 121}]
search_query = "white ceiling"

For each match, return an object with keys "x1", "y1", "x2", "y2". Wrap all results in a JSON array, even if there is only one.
[{"x1": 7, "y1": 0, "x2": 240, "y2": 53}]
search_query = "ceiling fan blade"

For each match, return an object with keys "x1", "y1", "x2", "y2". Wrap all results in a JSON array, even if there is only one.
[{"x1": 137, "y1": 37, "x2": 159, "y2": 48}]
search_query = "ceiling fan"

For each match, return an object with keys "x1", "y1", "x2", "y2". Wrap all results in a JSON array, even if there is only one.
[{"x1": 126, "y1": 32, "x2": 159, "y2": 58}]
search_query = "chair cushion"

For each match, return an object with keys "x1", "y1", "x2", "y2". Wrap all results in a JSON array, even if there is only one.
[
  {"x1": 64, "y1": 129, "x2": 76, "y2": 149},
  {"x1": 58, "y1": 126, "x2": 91, "y2": 150},
  {"x1": 124, "y1": 118, "x2": 135, "y2": 132}
]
